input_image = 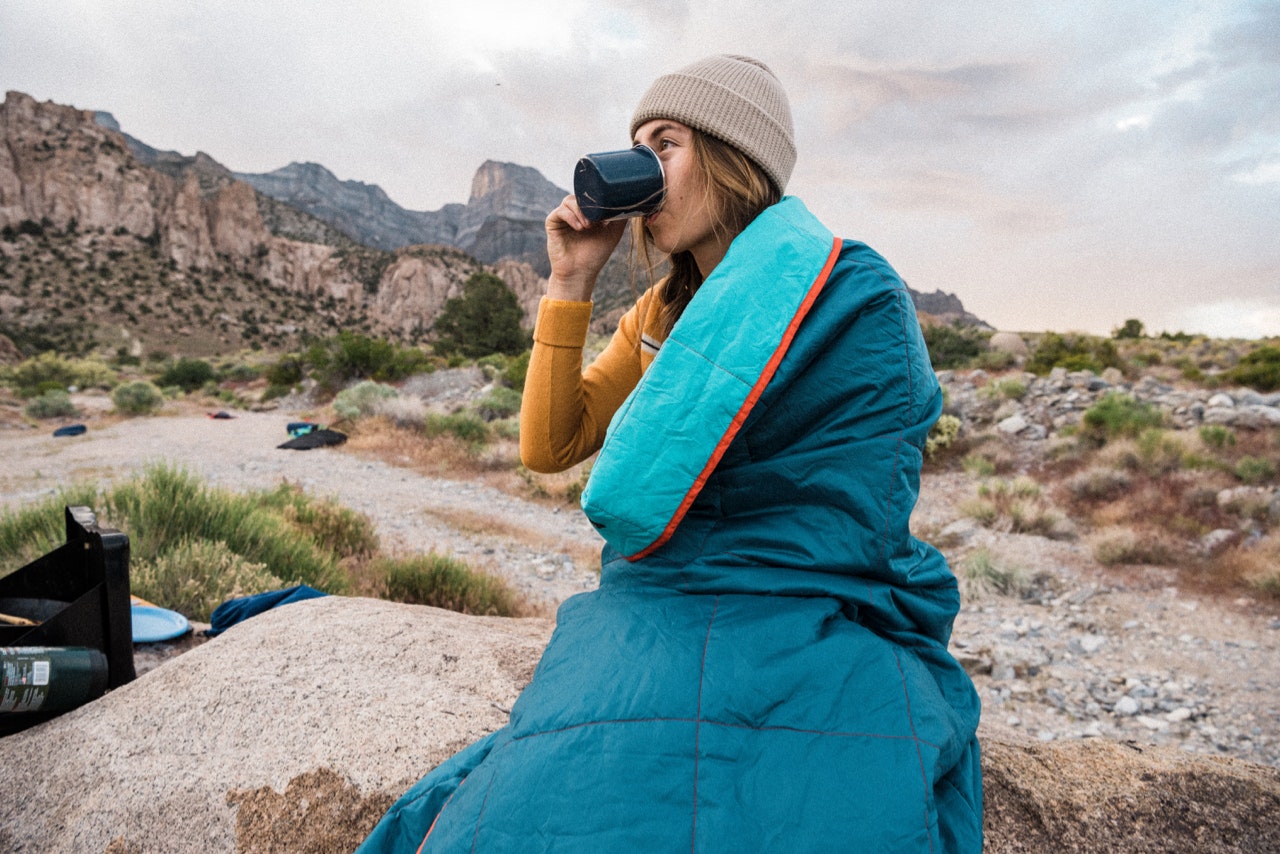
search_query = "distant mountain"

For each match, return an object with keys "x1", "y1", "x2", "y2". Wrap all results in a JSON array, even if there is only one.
[
  {"x1": 0, "y1": 93, "x2": 983, "y2": 360},
  {"x1": 0, "y1": 93, "x2": 546, "y2": 358},
  {"x1": 233, "y1": 159, "x2": 564, "y2": 276}
]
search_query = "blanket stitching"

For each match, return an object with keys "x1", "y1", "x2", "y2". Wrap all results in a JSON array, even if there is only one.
[
  {"x1": 692, "y1": 596, "x2": 719, "y2": 853},
  {"x1": 504, "y1": 716, "x2": 941, "y2": 751},
  {"x1": 893, "y1": 647, "x2": 936, "y2": 854},
  {"x1": 469, "y1": 765, "x2": 499, "y2": 854},
  {"x1": 665, "y1": 335, "x2": 755, "y2": 387}
]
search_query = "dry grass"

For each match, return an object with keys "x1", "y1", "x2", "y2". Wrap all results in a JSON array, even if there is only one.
[
  {"x1": 1200, "y1": 539, "x2": 1280, "y2": 599},
  {"x1": 343, "y1": 415, "x2": 520, "y2": 478},
  {"x1": 425, "y1": 505, "x2": 600, "y2": 571},
  {"x1": 962, "y1": 476, "x2": 1071, "y2": 539}
]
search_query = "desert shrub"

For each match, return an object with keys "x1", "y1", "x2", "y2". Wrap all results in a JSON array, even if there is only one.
[
  {"x1": 256, "y1": 483, "x2": 379, "y2": 561},
  {"x1": 0, "y1": 485, "x2": 101, "y2": 569},
  {"x1": 1133, "y1": 428, "x2": 1187, "y2": 476},
  {"x1": 156, "y1": 357, "x2": 215, "y2": 392},
  {"x1": 1064, "y1": 466, "x2": 1132, "y2": 501},
  {"x1": 1026, "y1": 332, "x2": 1122, "y2": 376},
  {"x1": 1227, "y1": 346, "x2": 1280, "y2": 392},
  {"x1": 264, "y1": 352, "x2": 306, "y2": 387},
  {"x1": 1233, "y1": 455, "x2": 1277, "y2": 485},
  {"x1": 963, "y1": 477, "x2": 1067, "y2": 538},
  {"x1": 423, "y1": 412, "x2": 490, "y2": 445},
  {"x1": 962, "y1": 454, "x2": 997, "y2": 477},
  {"x1": 476, "y1": 386, "x2": 523, "y2": 422},
  {"x1": 923, "y1": 323, "x2": 986, "y2": 370},
  {"x1": 333, "y1": 380, "x2": 398, "y2": 420},
  {"x1": 24, "y1": 389, "x2": 79, "y2": 419},
  {"x1": 974, "y1": 349, "x2": 1017, "y2": 371},
  {"x1": 1092, "y1": 529, "x2": 1179, "y2": 566},
  {"x1": 111, "y1": 380, "x2": 164, "y2": 415},
  {"x1": 371, "y1": 395, "x2": 429, "y2": 428},
  {"x1": 925, "y1": 414, "x2": 961, "y2": 459},
  {"x1": 377, "y1": 552, "x2": 525, "y2": 616},
  {"x1": 1081, "y1": 393, "x2": 1163, "y2": 443},
  {"x1": 305, "y1": 332, "x2": 432, "y2": 394},
  {"x1": 106, "y1": 464, "x2": 347, "y2": 592},
  {"x1": 433, "y1": 272, "x2": 531, "y2": 359},
  {"x1": 982, "y1": 378, "x2": 1027, "y2": 401},
  {"x1": 1199, "y1": 425, "x2": 1236, "y2": 450},
  {"x1": 961, "y1": 547, "x2": 1031, "y2": 598},
  {"x1": 504, "y1": 350, "x2": 531, "y2": 392},
  {"x1": 130, "y1": 538, "x2": 285, "y2": 622},
  {"x1": 1112, "y1": 318, "x2": 1145, "y2": 339},
  {"x1": 4, "y1": 351, "x2": 115, "y2": 397}
]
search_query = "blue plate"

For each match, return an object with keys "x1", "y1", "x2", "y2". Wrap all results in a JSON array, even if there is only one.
[{"x1": 131, "y1": 605, "x2": 191, "y2": 643}]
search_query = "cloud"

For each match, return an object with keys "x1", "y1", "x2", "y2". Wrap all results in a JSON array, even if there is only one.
[{"x1": 1168, "y1": 299, "x2": 1280, "y2": 340}]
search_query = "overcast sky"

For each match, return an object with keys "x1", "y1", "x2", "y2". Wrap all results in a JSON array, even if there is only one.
[{"x1": 3, "y1": 1, "x2": 1277, "y2": 338}]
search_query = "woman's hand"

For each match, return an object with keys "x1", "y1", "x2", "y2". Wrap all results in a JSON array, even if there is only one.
[{"x1": 545, "y1": 195, "x2": 627, "y2": 302}]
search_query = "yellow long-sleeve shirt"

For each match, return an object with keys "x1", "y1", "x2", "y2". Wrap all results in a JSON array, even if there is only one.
[{"x1": 519, "y1": 286, "x2": 668, "y2": 474}]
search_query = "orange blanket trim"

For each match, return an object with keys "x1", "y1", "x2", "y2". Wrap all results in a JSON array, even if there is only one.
[{"x1": 627, "y1": 236, "x2": 844, "y2": 562}]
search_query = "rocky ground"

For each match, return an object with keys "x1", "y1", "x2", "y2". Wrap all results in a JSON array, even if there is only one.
[{"x1": 2, "y1": 376, "x2": 1277, "y2": 773}]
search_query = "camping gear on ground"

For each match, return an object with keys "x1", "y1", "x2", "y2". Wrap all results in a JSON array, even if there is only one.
[
  {"x1": 0, "y1": 506, "x2": 135, "y2": 735},
  {"x1": 277, "y1": 428, "x2": 347, "y2": 450},
  {"x1": 206, "y1": 411, "x2": 234, "y2": 419},
  {"x1": 52, "y1": 424, "x2": 86, "y2": 437},
  {"x1": 573, "y1": 144, "x2": 665, "y2": 222},
  {"x1": 130, "y1": 604, "x2": 191, "y2": 643},
  {"x1": 287, "y1": 421, "x2": 320, "y2": 436},
  {"x1": 0, "y1": 646, "x2": 108, "y2": 714},
  {"x1": 206, "y1": 585, "x2": 327, "y2": 637}
]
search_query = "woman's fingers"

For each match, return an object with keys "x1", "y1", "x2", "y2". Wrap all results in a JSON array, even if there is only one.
[{"x1": 547, "y1": 195, "x2": 589, "y2": 232}]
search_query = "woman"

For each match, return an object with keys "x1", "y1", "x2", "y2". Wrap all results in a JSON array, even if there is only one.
[{"x1": 361, "y1": 55, "x2": 982, "y2": 853}]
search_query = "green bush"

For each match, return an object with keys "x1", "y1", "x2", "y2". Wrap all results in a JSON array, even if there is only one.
[
  {"x1": 112, "y1": 380, "x2": 164, "y2": 415},
  {"x1": 304, "y1": 332, "x2": 431, "y2": 395},
  {"x1": 4, "y1": 352, "x2": 115, "y2": 398},
  {"x1": 106, "y1": 464, "x2": 348, "y2": 592},
  {"x1": 1112, "y1": 318, "x2": 1145, "y2": 339},
  {"x1": 1227, "y1": 346, "x2": 1280, "y2": 392},
  {"x1": 1234, "y1": 456, "x2": 1277, "y2": 485},
  {"x1": 0, "y1": 485, "x2": 100, "y2": 569},
  {"x1": 1026, "y1": 332, "x2": 1122, "y2": 376},
  {"x1": 1081, "y1": 393, "x2": 1163, "y2": 443},
  {"x1": 1198, "y1": 425, "x2": 1236, "y2": 450},
  {"x1": 433, "y1": 272, "x2": 531, "y2": 358},
  {"x1": 923, "y1": 323, "x2": 986, "y2": 370},
  {"x1": 925, "y1": 414, "x2": 961, "y2": 459},
  {"x1": 423, "y1": 412, "x2": 490, "y2": 445},
  {"x1": 131, "y1": 538, "x2": 285, "y2": 622},
  {"x1": 156, "y1": 358, "x2": 215, "y2": 392},
  {"x1": 24, "y1": 389, "x2": 79, "y2": 419},
  {"x1": 332, "y1": 380, "x2": 398, "y2": 420},
  {"x1": 476, "y1": 386, "x2": 523, "y2": 421},
  {"x1": 378, "y1": 552, "x2": 524, "y2": 616},
  {"x1": 504, "y1": 350, "x2": 531, "y2": 392}
]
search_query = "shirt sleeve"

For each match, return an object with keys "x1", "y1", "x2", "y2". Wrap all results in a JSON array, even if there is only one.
[{"x1": 519, "y1": 295, "x2": 648, "y2": 474}]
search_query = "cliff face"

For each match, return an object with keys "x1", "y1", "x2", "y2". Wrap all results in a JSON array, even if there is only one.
[
  {"x1": 0, "y1": 92, "x2": 543, "y2": 355},
  {"x1": 236, "y1": 157, "x2": 563, "y2": 276}
]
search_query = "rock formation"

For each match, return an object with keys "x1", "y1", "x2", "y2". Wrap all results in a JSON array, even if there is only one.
[
  {"x1": 0, "y1": 596, "x2": 1274, "y2": 852},
  {"x1": 0, "y1": 92, "x2": 546, "y2": 354}
]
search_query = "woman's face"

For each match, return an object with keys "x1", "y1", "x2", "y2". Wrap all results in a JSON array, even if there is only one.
[{"x1": 632, "y1": 119, "x2": 730, "y2": 277}]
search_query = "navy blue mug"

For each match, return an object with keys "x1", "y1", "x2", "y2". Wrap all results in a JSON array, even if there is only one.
[{"x1": 573, "y1": 144, "x2": 665, "y2": 222}]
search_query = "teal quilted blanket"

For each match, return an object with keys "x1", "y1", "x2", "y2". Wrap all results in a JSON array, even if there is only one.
[{"x1": 360, "y1": 198, "x2": 983, "y2": 852}]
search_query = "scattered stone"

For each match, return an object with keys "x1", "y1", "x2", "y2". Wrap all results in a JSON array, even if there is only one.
[{"x1": 1115, "y1": 696, "x2": 1141, "y2": 717}]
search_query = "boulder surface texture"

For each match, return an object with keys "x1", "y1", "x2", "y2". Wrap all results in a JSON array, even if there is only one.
[{"x1": 0, "y1": 597, "x2": 1275, "y2": 853}]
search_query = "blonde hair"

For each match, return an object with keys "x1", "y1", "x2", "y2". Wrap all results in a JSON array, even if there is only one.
[{"x1": 631, "y1": 130, "x2": 781, "y2": 338}]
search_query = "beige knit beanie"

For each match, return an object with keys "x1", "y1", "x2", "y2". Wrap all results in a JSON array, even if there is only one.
[{"x1": 630, "y1": 54, "x2": 796, "y2": 194}]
